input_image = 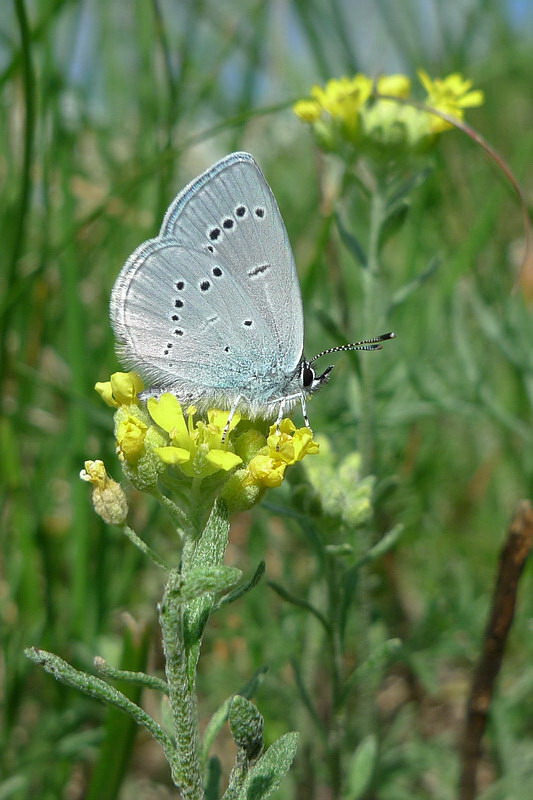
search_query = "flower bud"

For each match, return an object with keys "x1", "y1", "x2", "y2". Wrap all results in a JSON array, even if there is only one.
[
  {"x1": 229, "y1": 695, "x2": 264, "y2": 760},
  {"x1": 80, "y1": 460, "x2": 128, "y2": 525}
]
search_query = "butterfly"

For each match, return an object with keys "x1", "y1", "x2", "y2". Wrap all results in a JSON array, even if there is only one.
[{"x1": 110, "y1": 152, "x2": 394, "y2": 430}]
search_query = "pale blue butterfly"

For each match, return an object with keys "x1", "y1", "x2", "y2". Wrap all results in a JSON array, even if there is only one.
[{"x1": 110, "y1": 152, "x2": 394, "y2": 430}]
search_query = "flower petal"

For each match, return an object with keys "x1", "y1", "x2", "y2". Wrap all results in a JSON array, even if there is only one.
[
  {"x1": 243, "y1": 455, "x2": 286, "y2": 488},
  {"x1": 110, "y1": 372, "x2": 143, "y2": 405},
  {"x1": 116, "y1": 415, "x2": 148, "y2": 462},
  {"x1": 95, "y1": 381, "x2": 118, "y2": 408},
  {"x1": 148, "y1": 394, "x2": 188, "y2": 439},
  {"x1": 205, "y1": 450, "x2": 242, "y2": 471},
  {"x1": 155, "y1": 446, "x2": 191, "y2": 465}
]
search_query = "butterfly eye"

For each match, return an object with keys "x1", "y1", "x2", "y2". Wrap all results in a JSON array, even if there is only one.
[{"x1": 302, "y1": 364, "x2": 315, "y2": 388}]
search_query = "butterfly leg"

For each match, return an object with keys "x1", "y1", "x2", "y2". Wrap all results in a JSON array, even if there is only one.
[
  {"x1": 274, "y1": 400, "x2": 286, "y2": 434},
  {"x1": 272, "y1": 401, "x2": 287, "y2": 451},
  {"x1": 299, "y1": 393, "x2": 311, "y2": 429},
  {"x1": 221, "y1": 396, "x2": 242, "y2": 443}
]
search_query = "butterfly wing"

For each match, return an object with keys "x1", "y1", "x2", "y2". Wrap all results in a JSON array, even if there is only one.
[
  {"x1": 160, "y1": 152, "x2": 304, "y2": 373},
  {"x1": 110, "y1": 153, "x2": 304, "y2": 412}
]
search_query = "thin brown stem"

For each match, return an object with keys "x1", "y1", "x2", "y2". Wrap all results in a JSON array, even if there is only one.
[{"x1": 458, "y1": 500, "x2": 533, "y2": 800}]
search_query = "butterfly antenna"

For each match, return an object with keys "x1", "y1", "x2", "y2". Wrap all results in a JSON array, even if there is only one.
[{"x1": 310, "y1": 332, "x2": 396, "y2": 363}]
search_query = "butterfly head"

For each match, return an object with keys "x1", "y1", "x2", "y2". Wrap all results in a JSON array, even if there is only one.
[
  {"x1": 299, "y1": 360, "x2": 334, "y2": 396},
  {"x1": 299, "y1": 331, "x2": 396, "y2": 399}
]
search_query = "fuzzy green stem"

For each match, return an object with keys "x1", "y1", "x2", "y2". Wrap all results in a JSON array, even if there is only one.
[
  {"x1": 149, "y1": 488, "x2": 190, "y2": 540},
  {"x1": 159, "y1": 501, "x2": 231, "y2": 796},
  {"x1": 121, "y1": 523, "x2": 170, "y2": 570},
  {"x1": 24, "y1": 648, "x2": 173, "y2": 757},
  {"x1": 159, "y1": 569, "x2": 204, "y2": 797},
  {"x1": 223, "y1": 749, "x2": 250, "y2": 800},
  {"x1": 94, "y1": 656, "x2": 169, "y2": 694}
]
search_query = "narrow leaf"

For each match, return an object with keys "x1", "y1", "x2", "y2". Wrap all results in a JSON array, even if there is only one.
[
  {"x1": 268, "y1": 581, "x2": 330, "y2": 634},
  {"x1": 389, "y1": 255, "x2": 441, "y2": 310},
  {"x1": 182, "y1": 565, "x2": 242, "y2": 602},
  {"x1": 291, "y1": 658, "x2": 326, "y2": 740},
  {"x1": 335, "y1": 211, "x2": 367, "y2": 266},
  {"x1": 345, "y1": 735, "x2": 378, "y2": 800},
  {"x1": 237, "y1": 732, "x2": 299, "y2": 800},
  {"x1": 205, "y1": 756, "x2": 222, "y2": 800},
  {"x1": 218, "y1": 561, "x2": 266, "y2": 608},
  {"x1": 379, "y1": 201, "x2": 409, "y2": 248},
  {"x1": 386, "y1": 167, "x2": 432, "y2": 208}
]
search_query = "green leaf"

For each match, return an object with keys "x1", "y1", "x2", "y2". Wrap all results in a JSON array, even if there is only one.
[
  {"x1": 345, "y1": 735, "x2": 378, "y2": 800},
  {"x1": 205, "y1": 756, "x2": 222, "y2": 800},
  {"x1": 386, "y1": 167, "x2": 432, "y2": 209},
  {"x1": 182, "y1": 565, "x2": 242, "y2": 602},
  {"x1": 268, "y1": 581, "x2": 330, "y2": 634},
  {"x1": 237, "y1": 732, "x2": 299, "y2": 800},
  {"x1": 353, "y1": 524, "x2": 405, "y2": 569},
  {"x1": 86, "y1": 625, "x2": 152, "y2": 800},
  {"x1": 218, "y1": 561, "x2": 266, "y2": 607},
  {"x1": 379, "y1": 200, "x2": 409, "y2": 249},
  {"x1": 342, "y1": 639, "x2": 402, "y2": 701},
  {"x1": 335, "y1": 211, "x2": 367, "y2": 266},
  {"x1": 389, "y1": 255, "x2": 441, "y2": 310}
]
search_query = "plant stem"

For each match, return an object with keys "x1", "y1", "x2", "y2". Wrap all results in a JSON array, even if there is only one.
[
  {"x1": 159, "y1": 500, "x2": 230, "y2": 795},
  {"x1": 159, "y1": 569, "x2": 204, "y2": 798}
]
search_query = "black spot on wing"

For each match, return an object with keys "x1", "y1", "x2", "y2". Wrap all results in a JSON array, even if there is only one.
[{"x1": 248, "y1": 263, "x2": 270, "y2": 278}]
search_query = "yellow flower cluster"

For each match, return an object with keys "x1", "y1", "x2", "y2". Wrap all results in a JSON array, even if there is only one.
[
  {"x1": 293, "y1": 70, "x2": 484, "y2": 151},
  {"x1": 92, "y1": 372, "x2": 319, "y2": 493},
  {"x1": 417, "y1": 70, "x2": 484, "y2": 132},
  {"x1": 148, "y1": 394, "x2": 242, "y2": 478},
  {"x1": 243, "y1": 419, "x2": 320, "y2": 488}
]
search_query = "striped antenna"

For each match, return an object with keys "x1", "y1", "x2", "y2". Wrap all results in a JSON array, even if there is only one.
[{"x1": 310, "y1": 332, "x2": 396, "y2": 363}]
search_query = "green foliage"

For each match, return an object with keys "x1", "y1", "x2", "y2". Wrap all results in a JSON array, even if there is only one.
[
  {"x1": 237, "y1": 733, "x2": 300, "y2": 800},
  {"x1": 2, "y1": 0, "x2": 533, "y2": 798},
  {"x1": 345, "y1": 734, "x2": 378, "y2": 800}
]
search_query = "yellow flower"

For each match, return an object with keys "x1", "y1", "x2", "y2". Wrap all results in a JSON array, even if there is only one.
[
  {"x1": 266, "y1": 419, "x2": 320, "y2": 465},
  {"x1": 95, "y1": 372, "x2": 143, "y2": 407},
  {"x1": 243, "y1": 455, "x2": 287, "y2": 488},
  {"x1": 293, "y1": 98, "x2": 322, "y2": 123},
  {"x1": 314, "y1": 74, "x2": 372, "y2": 136},
  {"x1": 242, "y1": 420, "x2": 319, "y2": 488},
  {"x1": 116, "y1": 414, "x2": 148, "y2": 462},
  {"x1": 147, "y1": 394, "x2": 242, "y2": 478},
  {"x1": 313, "y1": 75, "x2": 372, "y2": 120},
  {"x1": 80, "y1": 460, "x2": 128, "y2": 525},
  {"x1": 293, "y1": 74, "x2": 373, "y2": 141},
  {"x1": 376, "y1": 74, "x2": 411, "y2": 98},
  {"x1": 418, "y1": 70, "x2": 484, "y2": 132}
]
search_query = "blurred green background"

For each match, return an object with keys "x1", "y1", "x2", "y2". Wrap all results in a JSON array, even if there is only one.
[{"x1": 1, "y1": 1, "x2": 532, "y2": 798}]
